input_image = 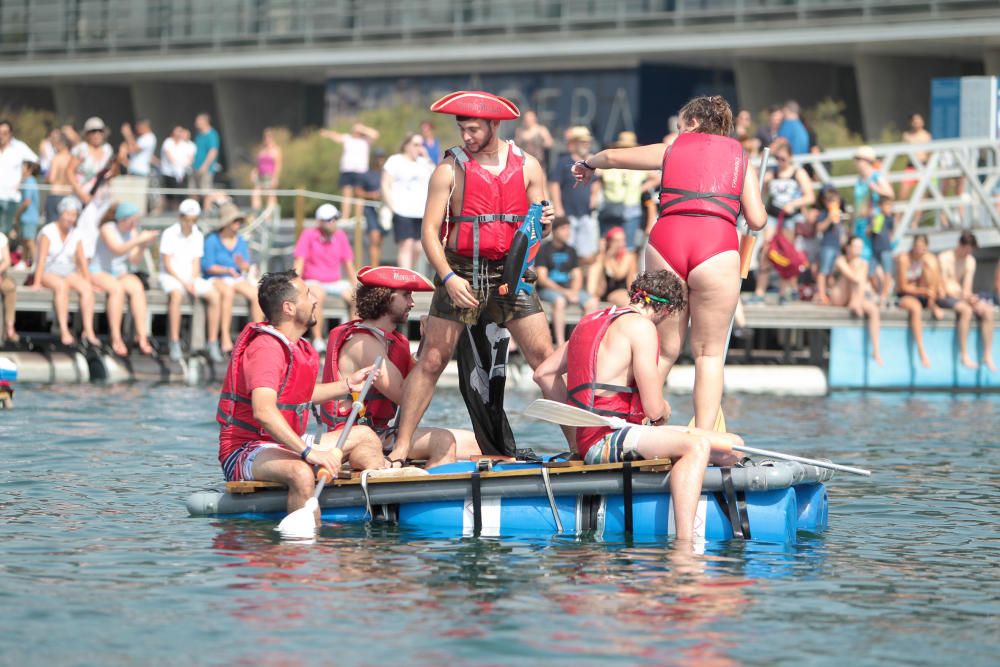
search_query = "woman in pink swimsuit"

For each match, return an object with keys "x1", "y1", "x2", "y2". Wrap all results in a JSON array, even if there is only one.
[
  {"x1": 251, "y1": 128, "x2": 282, "y2": 212},
  {"x1": 572, "y1": 96, "x2": 767, "y2": 429}
]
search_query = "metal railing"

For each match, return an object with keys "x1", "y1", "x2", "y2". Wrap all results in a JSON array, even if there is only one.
[
  {"x1": 1, "y1": 0, "x2": 995, "y2": 58},
  {"x1": 794, "y1": 137, "x2": 1000, "y2": 244}
]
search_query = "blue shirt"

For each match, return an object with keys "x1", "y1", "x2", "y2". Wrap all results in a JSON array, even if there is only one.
[
  {"x1": 19, "y1": 176, "x2": 39, "y2": 227},
  {"x1": 425, "y1": 137, "x2": 440, "y2": 165},
  {"x1": 202, "y1": 232, "x2": 250, "y2": 275},
  {"x1": 194, "y1": 128, "x2": 220, "y2": 172},
  {"x1": 777, "y1": 118, "x2": 810, "y2": 156},
  {"x1": 536, "y1": 240, "x2": 578, "y2": 287},
  {"x1": 549, "y1": 153, "x2": 591, "y2": 217}
]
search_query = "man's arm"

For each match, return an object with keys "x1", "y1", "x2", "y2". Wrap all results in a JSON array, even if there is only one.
[
  {"x1": 339, "y1": 335, "x2": 405, "y2": 403},
  {"x1": 896, "y1": 254, "x2": 928, "y2": 297},
  {"x1": 627, "y1": 318, "x2": 669, "y2": 422},
  {"x1": 252, "y1": 387, "x2": 311, "y2": 454},
  {"x1": 962, "y1": 256, "x2": 976, "y2": 298},
  {"x1": 523, "y1": 154, "x2": 555, "y2": 227},
  {"x1": 871, "y1": 174, "x2": 895, "y2": 200},
  {"x1": 532, "y1": 342, "x2": 568, "y2": 393},
  {"x1": 421, "y1": 160, "x2": 478, "y2": 308}
]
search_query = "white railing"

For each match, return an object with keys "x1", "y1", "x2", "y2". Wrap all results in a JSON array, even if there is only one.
[{"x1": 794, "y1": 137, "x2": 1000, "y2": 243}]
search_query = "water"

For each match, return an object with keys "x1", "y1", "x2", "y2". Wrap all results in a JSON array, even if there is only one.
[{"x1": 1, "y1": 385, "x2": 997, "y2": 666}]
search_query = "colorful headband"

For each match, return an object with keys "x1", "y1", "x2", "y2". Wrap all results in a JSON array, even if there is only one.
[{"x1": 632, "y1": 289, "x2": 671, "y2": 305}]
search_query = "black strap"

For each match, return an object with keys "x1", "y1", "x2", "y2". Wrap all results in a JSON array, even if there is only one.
[
  {"x1": 471, "y1": 471, "x2": 482, "y2": 536},
  {"x1": 715, "y1": 468, "x2": 752, "y2": 540},
  {"x1": 659, "y1": 187, "x2": 741, "y2": 218},
  {"x1": 622, "y1": 461, "x2": 633, "y2": 535}
]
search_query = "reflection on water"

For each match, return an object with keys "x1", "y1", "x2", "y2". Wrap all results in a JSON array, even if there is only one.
[{"x1": 0, "y1": 385, "x2": 998, "y2": 666}]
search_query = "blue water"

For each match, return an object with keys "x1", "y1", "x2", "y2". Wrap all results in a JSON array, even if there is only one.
[{"x1": 1, "y1": 386, "x2": 997, "y2": 666}]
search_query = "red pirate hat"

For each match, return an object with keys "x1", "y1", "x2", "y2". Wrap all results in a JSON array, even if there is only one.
[
  {"x1": 429, "y1": 91, "x2": 520, "y2": 121},
  {"x1": 357, "y1": 266, "x2": 435, "y2": 292}
]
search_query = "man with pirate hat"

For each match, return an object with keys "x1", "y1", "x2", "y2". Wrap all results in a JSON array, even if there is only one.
[
  {"x1": 389, "y1": 90, "x2": 568, "y2": 463},
  {"x1": 319, "y1": 265, "x2": 481, "y2": 468}
]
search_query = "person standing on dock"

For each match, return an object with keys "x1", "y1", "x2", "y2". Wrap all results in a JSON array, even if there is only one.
[
  {"x1": 937, "y1": 232, "x2": 996, "y2": 372},
  {"x1": 534, "y1": 270, "x2": 744, "y2": 544},
  {"x1": 320, "y1": 265, "x2": 480, "y2": 468},
  {"x1": 571, "y1": 96, "x2": 767, "y2": 430},
  {"x1": 388, "y1": 91, "x2": 563, "y2": 464},
  {"x1": 217, "y1": 270, "x2": 383, "y2": 515}
]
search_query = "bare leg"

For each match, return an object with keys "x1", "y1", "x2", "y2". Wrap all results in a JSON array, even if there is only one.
[
  {"x1": 167, "y1": 290, "x2": 183, "y2": 342},
  {"x1": 251, "y1": 448, "x2": 319, "y2": 516},
  {"x1": 1, "y1": 276, "x2": 17, "y2": 340},
  {"x1": 397, "y1": 238, "x2": 415, "y2": 270},
  {"x1": 508, "y1": 311, "x2": 572, "y2": 445},
  {"x1": 974, "y1": 300, "x2": 995, "y2": 371},
  {"x1": 549, "y1": 296, "x2": 567, "y2": 346},
  {"x1": 121, "y1": 274, "x2": 152, "y2": 354},
  {"x1": 204, "y1": 288, "x2": 221, "y2": 343},
  {"x1": 368, "y1": 229, "x2": 382, "y2": 266},
  {"x1": 391, "y1": 316, "x2": 465, "y2": 460},
  {"x1": 862, "y1": 301, "x2": 884, "y2": 365},
  {"x1": 406, "y1": 427, "x2": 461, "y2": 468},
  {"x1": 92, "y1": 273, "x2": 126, "y2": 355},
  {"x1": 232, "y1": 281, "x2": 263, "y2": 322},
  {"x1": 308, "y1": 284, "x2": 326, "y2": 342},
  {"x1": 632, "y1": 427, "x2": 711, "y2": 543},
  {"x1": 67, "y1": 273, "x2": 99, "y2": 345},
  {"x1": 954, "y1": 302, "x2": 976, "y2": 369},
  {"x1": 644, "y1": 243, "x2": 690, "y2": 384},
  {"x1": 899, "y1": 295, "x2": 931, "y2": 368},
  {"x1": 318, "y1": 428, "x2": 384, "y2": 472},
  {"x1": 687, "y1": 251, "x2": 741, "y2": 430},
  {"x1": 215, "y1": 281, "x2": 235, "y2": 351},
  {"x1": 41, "y1": 273, "x2": 74, "y2": 345}
]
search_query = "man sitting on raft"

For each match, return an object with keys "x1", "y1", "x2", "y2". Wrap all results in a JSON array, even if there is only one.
[
  {"x1": 216, "y1": 270, "x2": 384, "y2": 515},
  {"x1": 534, "y1": 270, "x2": 744, "y2": 543},
  {"x1": 319, "y1": 266, "x2": 481, "y2": 468}
]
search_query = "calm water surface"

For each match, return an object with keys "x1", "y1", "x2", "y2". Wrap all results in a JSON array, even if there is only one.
[{"x1": 0, "y1": 385, "x2": 997, "y2": 666}]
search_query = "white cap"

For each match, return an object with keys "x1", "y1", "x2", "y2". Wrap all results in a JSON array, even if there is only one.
[
  {"x1": 316, "y1": 203, "x2": 340, "y2": 221},
  {"x1": 178, "y1": 198, "x2": 201, "y2": 218},
  {"x1": 57, "y1": 196, "x2": 82, "y2": 214},
  {"x1": 82, "y1": 117, "x2": 106, "y2": 133}
]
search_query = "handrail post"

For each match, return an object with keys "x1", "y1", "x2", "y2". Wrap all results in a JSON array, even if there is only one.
[{"x1": 294, "y1": 188, "x2": 305, "y2": 242}]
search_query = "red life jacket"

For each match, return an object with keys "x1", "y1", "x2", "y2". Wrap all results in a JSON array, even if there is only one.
[
  {"x1": 443, "y1": 142, "x2": 530, "y2": 262},
  {"x1": 217, "y1": 322, "x2": 319, "y2": 464},
  {"x1": 319, "y1": 320, "x2": 414, "y2": 432},
  {"x1": 566, "y1": 306, "x2": 649, "y2": 458},
  {"x1": 658, "y1": 133, "x2": 747, "y2": 225}
]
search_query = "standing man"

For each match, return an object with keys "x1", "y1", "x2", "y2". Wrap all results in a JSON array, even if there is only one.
[
  {"x1": 0, "y1": 120, "x2": 39, "y2": 238},
  {"x1": 121, "y1": 119, "x2": 158, "y2": 178},
  {"x1": 358, "y1": 148, "x2": 387, "y2": 266},
  {"x1": 420, "y1": 120, "x2": 441, "y2": 165},
  {"x1": 320, "y1": 122, "x2": 380, "y2": 225},
  {"x1": 320, "y1": 265, "x2": 480, "y2": 468},
  {"x1": 533, "y1": 270, "x2": 743, "y2": 545},
  {"x1": 937, "y1": 232, "x2": 996, "y2": 372},
  {"x1": 549, "y1": 126, "x2": 600, "y2": 265},
  {"x1": 217, "y1": 270, "x2": 384, "y2": 516},
  {"x1": 777, "y1": 100, "x2": 809, "y2": 156},
  {"x1": 192, "y1": 113, "x2": 220, "y2": 194},
  {"x1": 389, "y1": 91, "x2": 564, "y2": 463},
  {"x1": 161, "y1": 125, "x2": 195, "y2": 208}
]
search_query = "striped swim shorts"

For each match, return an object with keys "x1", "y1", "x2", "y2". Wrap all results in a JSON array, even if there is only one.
[{"x1": 583, "y1": 427, "x2": 644, "y2": 465}]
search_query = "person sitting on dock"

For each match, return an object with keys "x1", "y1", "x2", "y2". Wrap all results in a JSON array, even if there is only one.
[
  {"x1": 896, "y1": 234, "x2": 944, "y2": 368},
  {"x1": 0, "y1": 227, "x2": 17, "y2": 343},
  {"x1": 937, "y1": 232, "x2": 996, "y2": 372},
  {"x1": 30, "y1": 197, "x2": 101, "y2": 348},
  {"x1": 158, "y1": 198, "x2": 224, "y2": 363},
  {"x1": 320, "y1": 265, "x2": 481, "y2": 468},
  {"x1": 827, "y1": 236, "x2": 883, "y2": 366},
  {"x1": 217, "y1": 270, "x2": 384, "y2": 515},
  {"x1": 534, "y1": 270, "x2": 744, "y2": 544}
]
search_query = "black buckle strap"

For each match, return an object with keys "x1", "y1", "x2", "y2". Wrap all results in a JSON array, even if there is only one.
[
  {"x1": 622, "y1": 461, "x2": 633, "y2": 535},
  {"x1": 471, "y1": 471, "x2": 482, "y2": 536},
  {"x1": 714, "y1": 467, "x2": 752, "y2": 540},
  {"x1": 659, "y1": 186, "x2": 740, "y2": 218}
]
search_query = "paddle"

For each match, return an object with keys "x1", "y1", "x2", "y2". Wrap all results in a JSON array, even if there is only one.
[
  {"x1": 524, "y1": 399, "x2": 871, "y2": 477},
  {"x1": 691, "y1": 147, "x2": 769, "y2": 433},
  {"x1": 277, "y1": 355, "x2": 384, "y2": 539}
]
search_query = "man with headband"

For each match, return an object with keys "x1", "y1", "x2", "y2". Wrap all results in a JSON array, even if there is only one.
[
  {"x1": 389, "y1": 90, "x2": 567, "y2": 464},
  {"x1": 319, "y1": 265, "x2": 480, "y2": 468},
  {"x1": 534, "y1": 270, "x2": 745, "y2": 544}
]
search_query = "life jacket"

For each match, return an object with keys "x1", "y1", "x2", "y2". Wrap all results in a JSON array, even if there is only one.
[
  {"x1": 566, "y1": 306, "x2": 649, "y2": 458},
  {"x1": 217, "y1": 322, "x2": 318, "y2": 460},
  {"x1": 319, "y1": 320, "x2": 414, "y2": 432},
  {"x1": 443, "y1": 142, "x2": 530, "y2": 263},
  {"x1": 658, "y1": 132, "x2": 747, "y2": 225}
]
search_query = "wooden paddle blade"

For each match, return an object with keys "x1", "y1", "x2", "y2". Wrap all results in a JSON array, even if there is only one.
[
  {"x1": 524, "y1": 399, "x2": 625, "y2": 428},
  {"x1": 688, "y1": 409, "x2": 727, "y2": 432}
]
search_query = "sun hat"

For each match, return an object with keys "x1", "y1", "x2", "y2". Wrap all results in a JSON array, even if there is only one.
[
  {"x1": 566, "y1": 126, "x2": 593, "y2": 143},
  {"x1": 178, "y1": 198, "x2": 201, "y2": 218},
  {"x1": 114, "y1": 201, "x2": 140, "y2": 221},
  {"x1": 854, "y1": 145, "x2": 877, "y2": 163},
  {"x1": 215, "y1": 203, "x2": 246, "y2": 230},
  {"x1": 611, "y1": 131, "x2": 638, "y2": 148},
  {"x1": 83, "y1": 117, "x2": 107, "y2": 133}
]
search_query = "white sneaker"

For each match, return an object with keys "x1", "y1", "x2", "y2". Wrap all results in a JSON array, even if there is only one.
[
  {"x1": 206, "y1": 341, "x2": 225, "y2": 363},
  {"x1": 313, "y1": 337, "x2": 327, "y2": 354},
  {"x1": 168, "y1": 341, "x2": 183, "y2": 362}
]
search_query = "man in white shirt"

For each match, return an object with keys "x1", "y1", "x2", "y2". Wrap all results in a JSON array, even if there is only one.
[
  {"x1": 0, "y1": 119, "x2": 39, "y2": 236},
  {"x1": 122, "y1": 120, "x2": 158, "y2": 178},
  {"x1": 159, "y1": 198, "x2": 223, "y2": 362},
  {"x1": 160, "y1": 126, "x2": 196, "y2": 208}
]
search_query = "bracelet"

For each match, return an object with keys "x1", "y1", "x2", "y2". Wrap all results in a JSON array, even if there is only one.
[
  {"x1": 584, "y1": 159, "x2": 596, "y2": 170},
  {"x1": 442, "y1": 271, "x2": 456, "y2": 284},
  {"x1": 300, "y1": 445, "x2": 312, "y2": 461}
]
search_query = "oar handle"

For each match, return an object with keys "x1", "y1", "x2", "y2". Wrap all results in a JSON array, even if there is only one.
[
  {"x1": 738, "y1": 147, "x2": 769, "y2": 279},
  {"x1": 312, "y1": 355, "x2": 384, "y2": 499}
]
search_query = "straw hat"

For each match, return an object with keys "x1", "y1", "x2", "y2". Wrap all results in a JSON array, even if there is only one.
[
  {"x1": 612, "y1": 131, "x2": 638, "y2": 148},
  {"x1": 83, "y1": 117, "x2": 107, "y2": 134},
  {"x1": 214, "y1": 203, "x2": 246, "y2": 231},
  {"x1": 854, "y1": 145, "x2": 877, "y2": 163},
  {"x1": 566, "y1": 126, "x2": 593, "y2": 143}
]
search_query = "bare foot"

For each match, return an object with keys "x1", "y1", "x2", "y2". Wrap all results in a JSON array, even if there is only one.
[
  {"x1": 931, "y1": 306, "x2": 945, "y2": 321},
  {"x1": 111, "y1": 338, "x2": 128, "y2": 357},
  {"x1": 961, "y1": 355, "x2": 978, "y2": 370},
  {"x1": 221, "y1": 339, "x2": 234, "y2": 354},
  {"x1": 83, "y1": 334, "x2": 101, "y2": 347},
  {"x1": 60, "y1": 332, "x2": 76, "y2": 346},
  {"x1": 816, "y1": 293, "x2": 829, "y2": 305},
  {"x1": 4, "y1": 328, "x2": 19, "y2": 343},
  {"x1": 984, "y1": 357, "x2": 997, "y2": 373},
  {"x1": 873, "y1": 351, "x2": 884, "y2": 366},
  {"x1": 920, "y1": 351, "x2": 932, "y2": 368},
  {"x1": 136, "y1": 337, "x2": 154, "y2": 355}
]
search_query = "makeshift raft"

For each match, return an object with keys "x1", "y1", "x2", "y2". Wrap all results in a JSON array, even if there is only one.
[{"x1": 187, "y1": 458, "x2": 833, "y2": 543}]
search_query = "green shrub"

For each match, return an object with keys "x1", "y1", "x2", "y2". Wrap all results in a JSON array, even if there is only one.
[{"x1": 0, "y1": 107, "x2": 57, "y2": 154}]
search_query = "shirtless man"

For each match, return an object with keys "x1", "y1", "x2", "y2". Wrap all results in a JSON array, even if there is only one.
[
  {"x1": 320, "y1": 265, "x2": 481, "y2": 468},
  {"x1": 828, "y1": 236, "x2": 883, "y2": 365},
  {"x1": 534, "y1": 270, "x2": 743, "y2": 544},
  {"x1": 390, "y1": 91, "x2": 564, "y2": 464},
  {"x1": 896, "y1": 234, "x2": 944, "y2": 368},
  {"x1": 937, "y1": 232, "x2": 995, "y2": 371},
  {"x1": 45, "y1": 133, "x2": 73, "y2": 223}
]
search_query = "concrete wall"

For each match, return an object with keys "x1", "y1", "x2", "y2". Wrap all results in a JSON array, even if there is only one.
[
  {"x1": 52, "y1": 83, "x2": 135, "y2": 145},
  {"x1": 130, "y1": 81, "x2": 218, "y2": 144},
  {"x1": 214, "y1": 79, "x2": 307, "y2": 173}
]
